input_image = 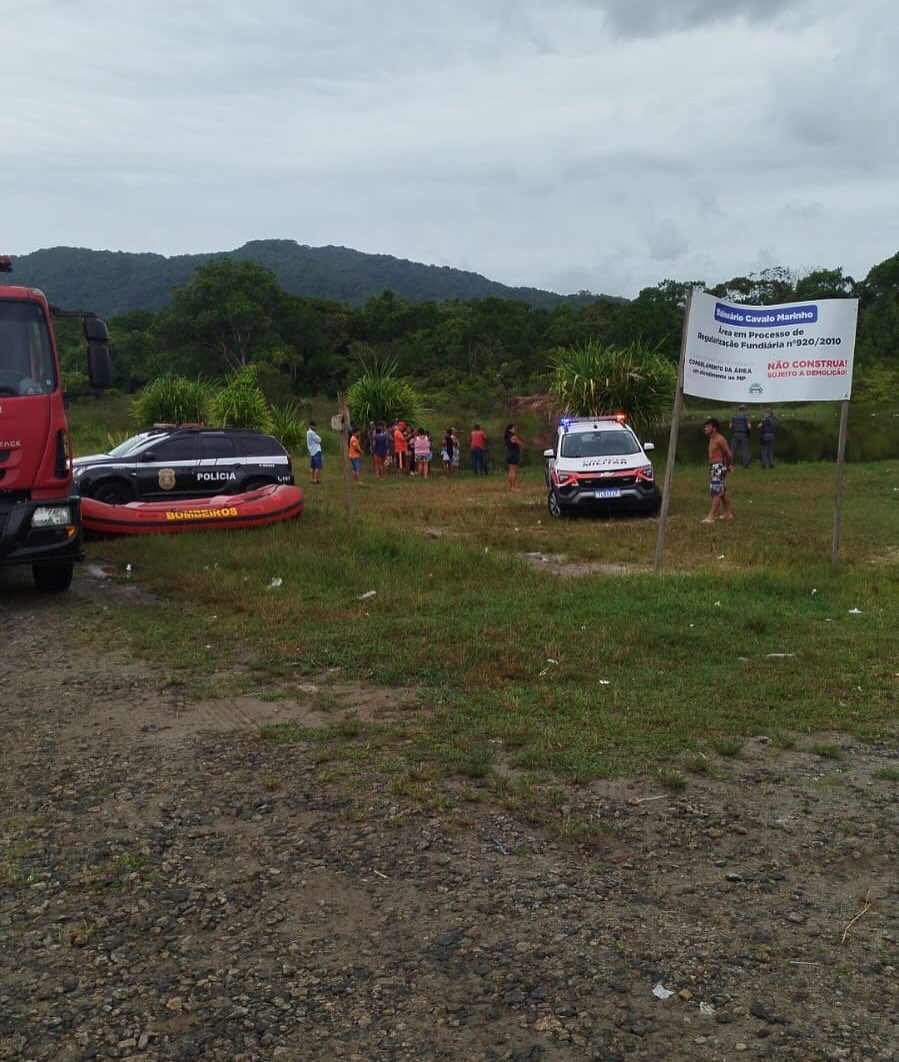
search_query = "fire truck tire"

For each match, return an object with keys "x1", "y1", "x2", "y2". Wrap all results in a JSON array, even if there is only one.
[{"x1": 32, "y1": 563, "x2": 74, "y2": 593}]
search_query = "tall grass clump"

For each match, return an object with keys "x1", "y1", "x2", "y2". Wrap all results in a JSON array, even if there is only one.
[
  {"x1": 130, "y1": 374, "x2": 212, "y2": 427},
  {"x1": 550, "y1": 339, "x2": 675, "y2": 438},
  {"x1": 208, "y1": 365, "x2": 274, "y2": 432},
  {"x1": 346, "y1": 358, "x2": 423, "y2": 426}
]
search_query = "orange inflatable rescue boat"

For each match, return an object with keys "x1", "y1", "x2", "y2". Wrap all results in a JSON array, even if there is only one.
[{"x1": 81, "y1": 484, "x2": 304, "y2": 537}]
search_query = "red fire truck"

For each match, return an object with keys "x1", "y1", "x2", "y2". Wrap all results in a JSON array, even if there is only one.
[{"x1": 0, "y1": 255, "x2": 111, "y2": 591}]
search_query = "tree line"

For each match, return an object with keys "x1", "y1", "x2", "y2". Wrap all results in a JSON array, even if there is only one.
[{"x1": 57, "y1": 253, "x2": 898, "y2": 405}]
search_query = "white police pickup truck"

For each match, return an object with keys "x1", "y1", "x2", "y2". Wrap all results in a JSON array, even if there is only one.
[{"x1": 543, "y1": 416, "x2": 661, "y2": 518}]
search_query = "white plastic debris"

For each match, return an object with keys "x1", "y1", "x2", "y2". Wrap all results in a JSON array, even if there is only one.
[
  {"x1": 652, "y1": 983, "x2": 674, "y2": 1000},
  {"x1": 811, "y1": 588, "x2": 817, "y2": 595},
  {"x1": 699, "y1": 1001, "x2": 715, "y2": 1016},
  {"x1": 766, "y1": 653, "x2": 796, "y2": 658},
  {"x1": 357, "y1": 590, "x2": 377, "y2": 600},
  {"x1": 268, "y1": 577, "x2": 283, "y2": 589},
  {"x1": 598, "y1": 679, "x2": 610, "y2": 685},
  {"x1": 848, "y1": 608, "x2": 862, "y2": 614}
]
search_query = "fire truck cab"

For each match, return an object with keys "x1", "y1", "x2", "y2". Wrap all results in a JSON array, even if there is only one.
[{"x1": 0, "y1": 255, "x2": 111, "y2": 591}]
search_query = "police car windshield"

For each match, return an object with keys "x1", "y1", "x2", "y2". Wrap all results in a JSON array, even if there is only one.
[
  {"x1": 560, "y1": 431, "x2": 640, "y2": 459},
  {"x1": 107, "y1": 433, "x2": 157, "y2": 457}
]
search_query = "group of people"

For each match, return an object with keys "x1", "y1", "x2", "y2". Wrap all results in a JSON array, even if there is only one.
[
  {"x1": 728, "y1": 405, "x2": 779, "y2": 469},
  {"x1": 305, "y1": 420, "x2": 523, "y2": 488},
  {"x1": 702, "y1": 405, "x2": 779, "y2": 523}
]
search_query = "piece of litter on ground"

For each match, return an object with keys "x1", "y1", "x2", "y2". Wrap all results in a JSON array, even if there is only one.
[
  {"x1": 714, "y1": 601, "x2": 722, "y2": 607},
  {"x1": 699, "y1": 1002, "x2": 715, "y2": 1016},
  {"x1": 717, "y1": 554, "x2": 726, "y2": 560},
  {"x1": 652, "y1": 983, "x2": 674, "y2": 1000},
  {"x1": 358, "y1": 590, "x2": 377, "y2": 600},
  {"x1": 268, "y1": 577, "x2": 283, "y2": 589},
  {"x1": 597, "y1": 679, "x2": 610, "y2": 685},
  {"x1": 848, "y1": 608, "x2": 863, "y2": 614},
  {"x1": 766, "y1": 653, "x2": 796, "y2": 658},
  {"x1": 811, "y1": 588, "x2": 817, "y2": 595}
]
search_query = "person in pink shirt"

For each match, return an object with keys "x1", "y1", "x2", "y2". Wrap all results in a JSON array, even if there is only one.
[
  {"x1": 469, "y1": 424, "x2": 488, "y2": 475},
  {"x1": 413, "y1": 428, "x2": 431, "y2": 478}
]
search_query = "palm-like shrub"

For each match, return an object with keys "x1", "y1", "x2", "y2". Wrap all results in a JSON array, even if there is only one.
[
  {"x1": 131, "y1": 374, "x2": 212, "y2": 427},
  {"x1": 346, "y1": 358, "x2": 423, "y2": 426},
  {"x1": 208, "y1": 365, "x2": 273, "y2": 433},
  {"x1": 550, "y1": 340, "x2": 675, "y2": 438},
  {"x1": 269, "y1": 402, "x2": 307, "y2": 451}
]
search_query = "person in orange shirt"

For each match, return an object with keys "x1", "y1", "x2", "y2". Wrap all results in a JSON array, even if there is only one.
[
  {"x1": 393, "y1": 420, "x2": 409, "y2": 474},
  {"x1": 348, "y1": 427, "x2": 364, "y2": 483}
]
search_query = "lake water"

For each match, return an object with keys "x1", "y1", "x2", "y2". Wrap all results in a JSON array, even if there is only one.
[{"x1": 651, "y1": 407, "x2": 898, "y2": 465}]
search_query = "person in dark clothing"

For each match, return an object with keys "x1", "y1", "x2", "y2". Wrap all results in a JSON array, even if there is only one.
[
  {"x1": 759, "y1": 409, "x2": 778, "y2": 468},
  {"x1": 441, "y1": 429, "x2": 456, "y2": 475},
  {"x1": 504, "y1": 423, "x2": 522, "y2": 490},
  {"x1": 729, "y1": 405, "x2": 752, "y2": 468}
]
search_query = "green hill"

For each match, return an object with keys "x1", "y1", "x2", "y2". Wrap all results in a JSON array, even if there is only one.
[{"x1": 9, "y1": 240, "x2": 614, "y2": 317}]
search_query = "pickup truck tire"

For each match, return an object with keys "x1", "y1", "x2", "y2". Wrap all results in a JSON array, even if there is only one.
[
  {"x1": 547, "y1": 489, "x2": 569, "y2": 519},
  {"x1": 93, "y1": 480, "x2": 135, "y2": 506},
  {"x1": 32, "y1": 563, "x2": 74, "y2": 593}
]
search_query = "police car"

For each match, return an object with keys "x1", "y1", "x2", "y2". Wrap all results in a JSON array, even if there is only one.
[
  {"x1": 543, "y1": 416, "x2": 661, "y2": 518},
  {"x1": 73, "y1": 425, "x2": 294, "y2": 505}
]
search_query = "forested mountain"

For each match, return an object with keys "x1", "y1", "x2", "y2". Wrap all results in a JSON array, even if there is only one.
[
  {"x1": 9, "y1": 240, "x2": 611, "y2": 318},
  {"x1": 21, "y1": 239, "x2": 896, "y2": 405}
]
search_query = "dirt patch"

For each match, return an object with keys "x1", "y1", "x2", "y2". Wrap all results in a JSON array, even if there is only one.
[
  {"x1": 524, "y1": 551, "x2": 651, "y2": 577},
  {"x1": 1, "y1": 564, "x2": 896, "y2": 1062}
]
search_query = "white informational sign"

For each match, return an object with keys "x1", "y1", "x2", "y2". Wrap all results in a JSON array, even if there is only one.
[{"x1": 683, "y1": 291, "x2": 858, "y2": 402}]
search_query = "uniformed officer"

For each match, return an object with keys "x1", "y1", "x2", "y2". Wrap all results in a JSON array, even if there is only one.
[{"x1": 729, "y1": 405, "x2": 752, "y2": 468}]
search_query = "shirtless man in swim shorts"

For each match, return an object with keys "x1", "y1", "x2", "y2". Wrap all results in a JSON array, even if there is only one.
[{"x1": 702, "y1": 418, "x2": 733, "y2": 524}]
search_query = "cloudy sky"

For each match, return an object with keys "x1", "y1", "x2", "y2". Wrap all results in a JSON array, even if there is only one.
[{"x1": 6, "y1": 0, "x2": 897, "y2": 298}]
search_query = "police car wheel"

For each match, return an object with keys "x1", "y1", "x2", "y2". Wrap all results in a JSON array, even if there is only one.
[
  {"x1": 547, "y1": 489, "x2": 567, "y2": 519},
  {"x1": 242, "y1": 478, "x2": 269, "y2": 493},
  {"x1": 93, "y1": 480, "x2": 134, "y2": 506}
]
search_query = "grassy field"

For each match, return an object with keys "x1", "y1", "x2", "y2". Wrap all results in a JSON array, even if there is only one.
[{"x1": 77, "y1": 416, "x2": 898, "y2": 801}]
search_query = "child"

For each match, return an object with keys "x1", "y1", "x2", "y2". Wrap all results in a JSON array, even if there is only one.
[{"x1": 348, "y1": 427, "x2": 364, "y2": 483}]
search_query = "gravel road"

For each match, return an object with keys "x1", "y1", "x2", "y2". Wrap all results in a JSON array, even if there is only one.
[{"x1": 1, "y1": 565, "x2": 896, "y2": 1061}]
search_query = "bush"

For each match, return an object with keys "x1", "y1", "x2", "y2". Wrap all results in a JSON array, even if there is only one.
[
  {"x1": 550, "y1": 340, "x2": 676, "y2": 438},
  {"x1": 346, "y1": 358, "x2": 423, "y2": 426},
  {"x1": 131, "y1": 375, "x2": 212, "y2": 427},
  {"x1": 208, "y1": 365, "x2": 274, "y2": 433},
  {"x1": 269, "y1": 402, "x2": 307, "y2": 451}
]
